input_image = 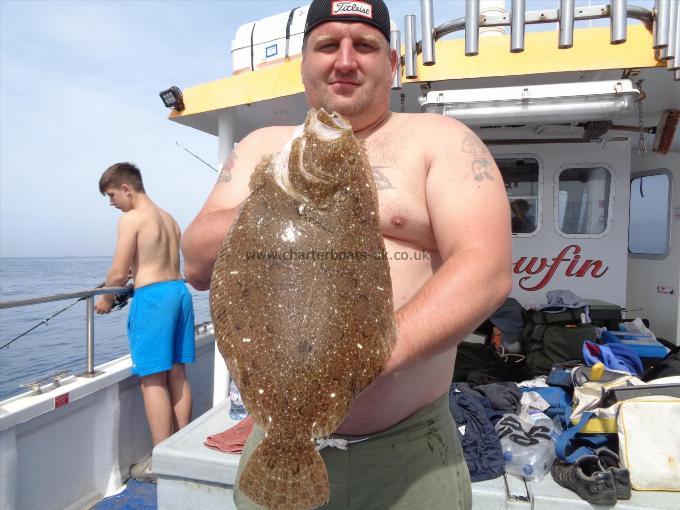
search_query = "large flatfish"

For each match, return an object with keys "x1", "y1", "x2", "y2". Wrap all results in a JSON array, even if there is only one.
[{"x1": 209, "y1": 108, "x2": 396, "y2": 509}]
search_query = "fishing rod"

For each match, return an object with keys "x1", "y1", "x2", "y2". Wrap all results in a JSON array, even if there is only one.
[
  {"x1": 176, "y1": 142, "x2": 218, "y2": 173},
  {"x1": 0, "y1": 282, "x2": 131, "y2": 350}
]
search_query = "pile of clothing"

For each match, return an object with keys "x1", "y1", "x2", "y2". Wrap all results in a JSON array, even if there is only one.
[{"x1": 450, "y1": 291, "x2": 680, "y2": 504}]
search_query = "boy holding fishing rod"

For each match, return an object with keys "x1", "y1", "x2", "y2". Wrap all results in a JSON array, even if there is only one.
[{"x1": 95, "y1": 162, "x2": 195, "y2": 481}]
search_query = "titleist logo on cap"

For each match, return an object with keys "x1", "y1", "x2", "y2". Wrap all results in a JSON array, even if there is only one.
[{"x1": 331, "y1": 1, "x2": 373, "y2": 19}]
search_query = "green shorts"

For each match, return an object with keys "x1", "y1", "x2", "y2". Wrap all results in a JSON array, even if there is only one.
[{"x1": 233, "y1": 393, "x2": 472, "y2": 509}]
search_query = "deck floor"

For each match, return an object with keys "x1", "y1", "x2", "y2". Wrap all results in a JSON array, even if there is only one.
[{"x1": 91, "y1": 480, "x2": 157, "y2": 510}]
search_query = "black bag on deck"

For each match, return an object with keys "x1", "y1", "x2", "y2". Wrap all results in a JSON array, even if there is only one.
[
  {"x1": 584, "y1": 299, "x2": 623, "y2": 328},
  {"x1": 453, "y1": 342, "x2": 530, "y2": 383},
  {"x1": 453, "y1": 343, "x2": 506, "y2": 382},
  {"x1": 642, "y1": 341, "x2": 680, "y2": 382},
  {"x1": 522, "y1": 307, "x2": 597, "y2": 376}
]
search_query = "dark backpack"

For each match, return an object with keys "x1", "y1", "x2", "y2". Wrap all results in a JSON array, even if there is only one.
[{"x1": 522, "y1": 307, "x2": 597, "y2": 376}]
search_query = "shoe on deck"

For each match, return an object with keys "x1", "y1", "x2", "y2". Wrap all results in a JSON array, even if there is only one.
[
  {"x1": 129, "y1": 456, "x2": 156, "y2": 483},
  {"x1": 551, "y1": 455, "x2": 617, "y2": 506},
  {"x1": 596, "y1": 447, "x2": 632, "y2": 500}
]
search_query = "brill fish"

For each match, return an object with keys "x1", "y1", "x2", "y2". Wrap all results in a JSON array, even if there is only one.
[{"x1": 209, "y1": 108, "x2": 396, "y2": 509}]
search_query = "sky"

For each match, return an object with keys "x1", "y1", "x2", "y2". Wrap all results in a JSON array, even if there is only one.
[{"x1": 0, "y1": 0, "x2": 653, "y2": 258}]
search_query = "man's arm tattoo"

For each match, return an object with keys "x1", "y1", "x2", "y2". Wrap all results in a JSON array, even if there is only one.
[
  {"x1": 461, "y1": 133, "x2": 495, "y2": 182},
  {"x1": 217, "y1": 151, "x2": 238, "y2": 183},
  {"x1": 372, "y1": 166, "x2": 395, "y2": 190}
]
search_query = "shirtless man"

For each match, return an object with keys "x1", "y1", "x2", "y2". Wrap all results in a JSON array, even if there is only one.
[
  {"x1": 96, "y1": 162, "x2": 195, "y2": 480},
  {"x1": 182, "y1": 1, "x2": 511, "y2": 507}
]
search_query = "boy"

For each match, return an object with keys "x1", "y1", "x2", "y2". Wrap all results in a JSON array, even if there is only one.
[{"x1": 96, "y1": 162, "x2": 195, "y2": 481}]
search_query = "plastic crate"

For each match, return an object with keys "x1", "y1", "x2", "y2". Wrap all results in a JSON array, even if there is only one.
[{"x1": 601, "y1": 330, "x2": 670, "y2": 359}]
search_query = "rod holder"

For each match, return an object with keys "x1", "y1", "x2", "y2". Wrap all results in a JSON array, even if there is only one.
[
  {"x1": 511, "y1": 0, "x2": 526, "y2": 53},
  {"x1": 653, "y1": 0, "x2": 671, "y2": 49},
  {"x1": 669, "y1": 4, "x2": 680, "y2": 70},
  {"x1": 391, "y1": 30, "x2": 402, "y2": 89},
  {"x1": 465, "y1": 0, "x2": 480, "y2": 56},
  {"x1": 404, "y1": 14, "x2": 417, "y2": 78},
  {"x1": 661, "y1": 0, "x2": 678, "y2": 61},
  {"x1": 610, "y1": 0, "x2": 628, "y2": 44},
  {"x1": 404, "y1": 14, "x2": 418, "y2": 78},
  {"x1": 559, "y1": 0, "x2": 575, "y2": 49},
  {"x1": 420, "y1": 0, "x2": 435, "y2": 65}
]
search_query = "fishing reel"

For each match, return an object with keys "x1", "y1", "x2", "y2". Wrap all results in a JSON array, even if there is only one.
[{"x1": 112, "y1": 289, "x2": 133, "y2": 310}]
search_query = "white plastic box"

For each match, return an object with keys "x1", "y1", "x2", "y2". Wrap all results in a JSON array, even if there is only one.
[{"x1": 231, "y1": 5, "x2": 310, "y2": 74}]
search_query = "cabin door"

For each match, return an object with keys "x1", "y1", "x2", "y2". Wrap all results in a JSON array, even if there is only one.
[
  {"x1": 627, "y1": 151, "x2": 680, "y2": 344},
  {"x1": 491, "y1": 141, "x2": 631, "y2": 307}
]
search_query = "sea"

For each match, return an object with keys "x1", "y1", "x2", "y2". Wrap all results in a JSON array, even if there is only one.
[{"x1": 0, "y1": 257, "x2": 211, "y2": 401}]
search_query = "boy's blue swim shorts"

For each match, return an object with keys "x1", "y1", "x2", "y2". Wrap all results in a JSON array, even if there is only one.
[{"x1": 127, "y1": 279, "x2": 195, "y2": 377}]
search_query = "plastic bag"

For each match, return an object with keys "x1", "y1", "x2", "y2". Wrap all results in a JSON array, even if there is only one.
[
  {"x1": 621, "y1": 317, "x2": 657, "y2": 341},
  {"x1": 495, "y1": 412, "x2": 561, "y2": 481}
]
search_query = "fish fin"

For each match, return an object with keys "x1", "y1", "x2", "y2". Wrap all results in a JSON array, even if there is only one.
[
  {"x1": 239, "y1": 436, "x2": 329, "y2": 510},
  {"x1": 248, "y1": 154, "x2": 274, "y2": 192},
  {"x1": 311, "y1": 392, "x2": 352, "y2": 438},
  {"x1": 358, "y1": 323, "x2": 396, "y2": 381}
]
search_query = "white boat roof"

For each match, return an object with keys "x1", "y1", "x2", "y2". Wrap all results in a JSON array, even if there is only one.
[{"x1": 166, "y1": 25, "x2": 671, "y2": 140}]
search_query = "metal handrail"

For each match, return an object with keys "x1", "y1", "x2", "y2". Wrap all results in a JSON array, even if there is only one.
[
  {"x1": 1, "y1": 286, "x2": 131, "y2": 384},
  {"x1": 0, "y1": 286, "x2": 129, "y2": 309}
]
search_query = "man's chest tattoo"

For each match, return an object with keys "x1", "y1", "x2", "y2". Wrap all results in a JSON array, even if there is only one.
[{"x1": 371, "y1": 166, "x2": 395, "y2": 190}]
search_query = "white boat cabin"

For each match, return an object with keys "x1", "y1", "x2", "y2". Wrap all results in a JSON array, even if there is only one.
[{"x1": 168, "y1": 1, "x2": 680, "y2": 345}]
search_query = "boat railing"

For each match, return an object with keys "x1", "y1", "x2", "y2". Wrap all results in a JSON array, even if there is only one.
[
  {"x1": 0, "y1": 286, "x2": 132, "y2": 392},
  {"x1": 394, "y1": 1, "x2": 678, "y2": 84}
]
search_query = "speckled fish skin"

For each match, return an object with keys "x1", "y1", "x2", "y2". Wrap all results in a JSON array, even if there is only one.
[{"x1": 209, "y1": 108, "x2": 396, "y2": 510}]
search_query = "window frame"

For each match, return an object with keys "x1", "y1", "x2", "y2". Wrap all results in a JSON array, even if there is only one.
[
  {"x1": 628, "y1": 168, "x2": 673, "y2": 260},
  {"x1": 494, "y1": 152, "x2": 544, "y2": 238},
  {"x1": 553, "y1": 162, "x2": 615, "y2": 239}
]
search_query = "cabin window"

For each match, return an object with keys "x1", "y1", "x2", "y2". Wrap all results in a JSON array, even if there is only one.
[
  {"x1": 557, "y1": 166, "x2": 611, "y2": 235},
  {"x1": 496, "y1": 157, "x2": 539, "y2": 235},
  {"x1": 629, "y1": 171, "x2": 672, "y2": 258}
]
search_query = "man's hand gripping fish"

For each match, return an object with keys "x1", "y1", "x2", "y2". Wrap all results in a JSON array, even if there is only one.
[{"x1": 210, "y1": 108, "x2": 396, "y2": 509}]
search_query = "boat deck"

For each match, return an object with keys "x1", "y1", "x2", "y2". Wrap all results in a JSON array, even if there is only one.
[
  {"x1": 152, "y1": 399, "x2": 680, "y2": 510},
  {"x1": 91, "y1": 480, "x2": 156, "y2": 510}
]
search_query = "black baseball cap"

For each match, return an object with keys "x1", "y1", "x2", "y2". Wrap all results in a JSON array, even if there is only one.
[{"x1": 304, "y1": 0, "x2": 391, "y2": 42}]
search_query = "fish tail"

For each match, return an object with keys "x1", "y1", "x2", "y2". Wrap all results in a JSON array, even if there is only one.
[{"x1": 239, "y1": 435, "x2": 330, "y2": 510}]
